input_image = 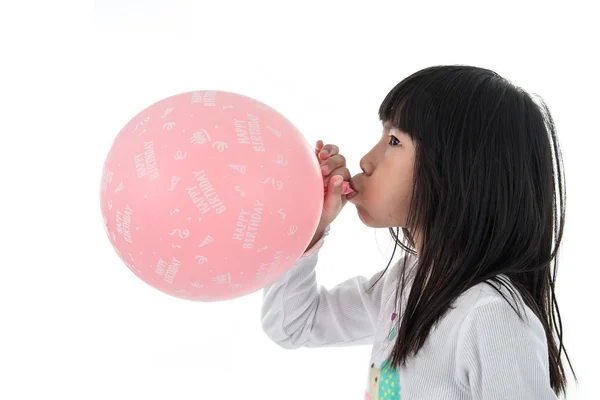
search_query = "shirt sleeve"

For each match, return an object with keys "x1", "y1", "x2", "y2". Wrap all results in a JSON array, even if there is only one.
[
  {"x1": 455, "y1": 298, "x2": 558, "y2": 399},
  {"x1": 260, "y1": 226, "x2": 390, "y2": 348}
]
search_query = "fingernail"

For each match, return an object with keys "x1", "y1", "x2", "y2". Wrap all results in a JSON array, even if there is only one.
[
  {"x1": 321, "y1": 165, "x2": 330, "y2": 174},
  {"x1": 333, "y1": 177, "x2": 342, "y2": 187},
  {"x1": 320, "y1": 150, "x2": 329, "y2": 157}
]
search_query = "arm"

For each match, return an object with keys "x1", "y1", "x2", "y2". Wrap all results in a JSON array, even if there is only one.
[
  {"x1": 455, "y1": 298, "x2": 558, "y2": 399},
  {"x1": 260, "y1": 227, "x2": 391, "y2": 348}
]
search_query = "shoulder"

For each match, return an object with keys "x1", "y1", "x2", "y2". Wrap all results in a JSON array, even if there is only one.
[
  {"x1": 452, "y1": 278, "x2": 555, "y2": 397},
  {"x1": 455, "y1": 276, "x2": 535, "y2": 318},
  {"x1": 455, "y1": 276, "x2": 548, "y2": 354}
]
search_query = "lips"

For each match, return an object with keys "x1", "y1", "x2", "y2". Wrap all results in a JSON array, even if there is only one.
[
  {"x1": 347, "y1": 174, "x2": 362, "y2": 200},
  {"x1": 349, "y1": 173, "x2": 363, "y2": 192}
]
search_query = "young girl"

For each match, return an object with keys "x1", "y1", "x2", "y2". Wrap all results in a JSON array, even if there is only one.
[{"x1": 260, "y1": 65, "x2": 576, "y2": 399}]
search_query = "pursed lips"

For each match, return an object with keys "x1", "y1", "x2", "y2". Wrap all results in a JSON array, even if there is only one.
[{"x1": 350, "y1": 173, "x2": 364, "y2": 192}]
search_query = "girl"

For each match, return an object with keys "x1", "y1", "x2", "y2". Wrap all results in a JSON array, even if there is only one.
[{"x1": 261, "y1": 65, "x2": 576, "y2": 399}]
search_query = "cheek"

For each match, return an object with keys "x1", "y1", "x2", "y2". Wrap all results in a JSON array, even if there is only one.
[
  {"x1": 361, "y1": 174, "x2": 411, "y2": 225},
  {"x1": 365, "y1": 172, "x2": 403, "y2": 204}
]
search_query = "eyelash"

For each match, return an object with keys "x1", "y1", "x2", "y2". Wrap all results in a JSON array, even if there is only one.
[{"x1": 388, "y1": 135, "x2": 401, "y2": 147}]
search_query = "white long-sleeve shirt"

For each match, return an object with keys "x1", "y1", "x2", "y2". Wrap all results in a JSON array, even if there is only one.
[{"x1": 261, "y1": 228, "x2": 558, "y2": 399}]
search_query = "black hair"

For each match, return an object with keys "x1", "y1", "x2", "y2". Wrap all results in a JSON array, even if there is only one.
[{"x1": 370, "y1": 65, "x2": 575, "y2": 396}]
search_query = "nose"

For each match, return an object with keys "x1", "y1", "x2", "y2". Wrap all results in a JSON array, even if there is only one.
[{"x1": 359, "y1": 156, "x2": 374, "y2": 176}]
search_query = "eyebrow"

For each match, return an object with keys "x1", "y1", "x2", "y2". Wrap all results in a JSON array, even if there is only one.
[{"x1": 383, "y1": 122, "x2": 402, "y2": 134}]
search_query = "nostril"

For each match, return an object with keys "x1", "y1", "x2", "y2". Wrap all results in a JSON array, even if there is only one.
[{"x1": 359, "y1": 158, "x2": 374, "y2": 176}]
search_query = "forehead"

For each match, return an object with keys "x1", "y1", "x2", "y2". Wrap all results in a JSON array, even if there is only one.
[{"x1": 383, "y1": 121, "x2": 407, "y2": 136}]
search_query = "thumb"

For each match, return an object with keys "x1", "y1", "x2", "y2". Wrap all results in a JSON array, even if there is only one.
[{"x1": 323, "y1": 175, "x2": 344, "y2": 217}]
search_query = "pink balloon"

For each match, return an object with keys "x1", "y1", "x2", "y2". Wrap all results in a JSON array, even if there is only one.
[{"x1": 100, "y1": 91, "x2": 324, "y2": 301}]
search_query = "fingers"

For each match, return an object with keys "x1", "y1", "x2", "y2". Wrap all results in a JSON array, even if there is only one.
[
  {"x1": 322, "y1": 164, "x2": 349, "y2": 196},
  {"x1": 315, "y1": 141, "x2": 350, "y2": 223},
  {"x1": 315, "y1": 140, "x2": 324, "y2": 156},
  {"x1": 315, "y1": 141, "x2": 339, "y2": 158},
  {"x1": 323, "y1": 175, "x2": 345, "y2": 214},
  {"x1": 328, "y1": 165, "x2": 351, "y2": 182},
  {"x1": 315, "y1": 142, "x2": 350, "y2": 191},
  {"x1": 318, "y1": 143, "x2": 339, "y2": 160},
  {"x1": 320, "y1": 154, "x2": 347, "y2": 176}
]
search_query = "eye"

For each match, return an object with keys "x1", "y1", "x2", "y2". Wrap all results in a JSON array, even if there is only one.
[{"x1": 388, "y1": 135, "x2": 401, "y2": 147}]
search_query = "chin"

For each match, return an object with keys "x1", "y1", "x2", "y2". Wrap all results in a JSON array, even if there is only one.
[
  {"x1": 355, "y1": 206, "x2": 397, "y2": 228},
  {"x1": 355, "y1": 205, "x2": 379, "y2": 228}
]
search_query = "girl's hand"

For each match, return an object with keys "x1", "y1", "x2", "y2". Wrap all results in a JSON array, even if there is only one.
[{"x1": 306, "y1": 140, "x2": 352, "y2": 249}]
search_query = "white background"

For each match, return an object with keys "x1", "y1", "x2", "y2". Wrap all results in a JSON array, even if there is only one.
[{"x1": 0, "y1": 0, "x2": 598, "y2": 398}]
